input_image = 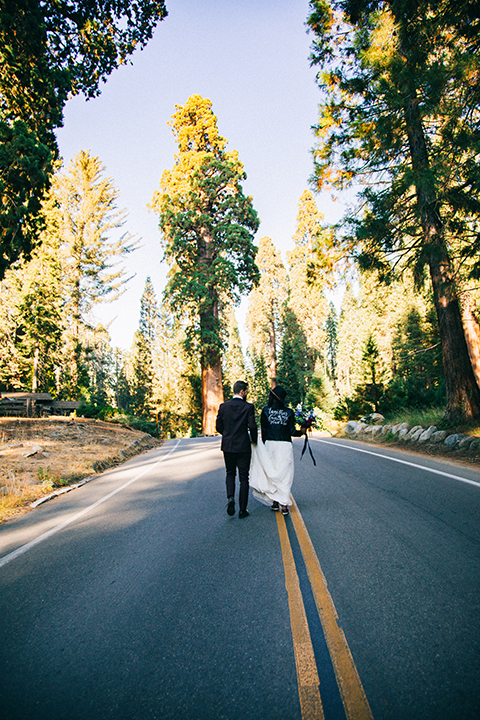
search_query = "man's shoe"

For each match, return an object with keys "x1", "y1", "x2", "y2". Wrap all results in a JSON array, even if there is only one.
[
  {"x1": 238, "y1": 509, "x2": 249, "y2": 519},
  {"x1": 271, "y1": 501, "x2": 279, "y2": 511},
  {"x1": 281, "y1": 505, "x2": 289, "y2": 516},
  {"x1": 227, "y1": 497, "x2": 235, "y2": 516}
]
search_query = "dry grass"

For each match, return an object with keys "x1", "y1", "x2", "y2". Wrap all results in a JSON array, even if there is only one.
[{"x1": 0, "y1": 417, "x2": 160, "y2": 523}]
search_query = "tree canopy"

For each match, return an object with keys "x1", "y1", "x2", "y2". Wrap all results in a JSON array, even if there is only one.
[
  {"x1": 307, "y1": 0, "x2": 480, "y2": 420},
  {"x1": 0, "y1": 0, "x2": 167, "y2": 277}
]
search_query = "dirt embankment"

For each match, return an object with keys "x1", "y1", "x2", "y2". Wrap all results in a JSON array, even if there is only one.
[{"x1": 0, "y1": 417, "x2": 161, "y2": 523}]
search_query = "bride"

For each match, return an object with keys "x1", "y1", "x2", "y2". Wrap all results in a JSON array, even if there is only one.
[{"x1": 249, "y1": 385, "x2": 300, "y2": 516}]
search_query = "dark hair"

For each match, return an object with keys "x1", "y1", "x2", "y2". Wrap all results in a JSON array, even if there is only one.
[
  {"x1": 233, "y1": 380, "x2": 248, "y2": 395},
  {"x1": 268, "y1": 385, "x2": 286, "y2": 406}
]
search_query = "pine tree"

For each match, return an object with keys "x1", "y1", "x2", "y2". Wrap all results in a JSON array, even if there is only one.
[
  {"x1": 336, "y1": 285, "x2": 362, "y2": 397},
  {"x1": 151, "y1": 305, "x2": 203, "y2": 437},
  {"x1": 287, "y1": 190, "x2": 334, "y2": 357},
  {"x1": 361, "y1": 334, "x2": 384, "y2": 411},
  {"x1": 112, "y1": 348, "x2": 132, "y2": 413},
  {"x1": 139, "y1": 277, "x2": 158, "y2": 352},
  {"x1": 246, "y1": 349, "x2": 270, "y2": 418},
  {"x1": 276, "y1": 307, "x2": 309, "y2": 407},
  {"x1": 390, "y1": 307, "x2": 444, "y2": 408},
  {"x1": 246, "y1": 236, "x2": 288, "y2": 386},
  {"x1": 307, "y1": 0, "x2": 480, "y2": 420},
  {"x1": 305, "y1": 357, "x2": 336, "y2": 414},
  {"x1": 46, "y1": 150, "x2": 137, "y2": 396},
  {"x1": 129, "y1": 278, "x2": 159, "y2": 417},
  {"x1": 150, "y1": 95, "x2": 259, "y2": 434},
  {"x1": 325, "y1": 302, "x2": 338, "y2": 388},
  {"x1": 0, "y1": 232, "x2": 63, "y2": 392},
  {"x1": 222, "y1": 306, "x2": 246, "y2": 398},
  {"x1": 85, "y1": 324, "x2": 114, "y2": 409},
  {"x1": 130, "y1": 330, "x2": 154, "y2": 418}
]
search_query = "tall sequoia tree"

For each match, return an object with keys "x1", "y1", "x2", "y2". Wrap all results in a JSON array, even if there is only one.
[
  {"x1": 0, "y1": 0, "x2": 167, "y2": 278},
  {"x1": 150, "y1": 95, "x2": 259, "y2": 435},
  {"x1": 307, "y1": 0, "x2": 480, "y2": 421}
]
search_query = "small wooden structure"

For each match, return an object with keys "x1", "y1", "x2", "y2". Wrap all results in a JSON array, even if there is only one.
[
  {"x1": 0, "y1": 393, "x2": 81, "y2": 417},
  {"x1": 51, "y1": 400, "x2": 82, "y2": 415}
]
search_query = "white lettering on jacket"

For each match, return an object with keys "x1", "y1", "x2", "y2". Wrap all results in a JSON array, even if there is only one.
[{"x1": 266, "y1": 408, "x2": 290, "y2": 425}]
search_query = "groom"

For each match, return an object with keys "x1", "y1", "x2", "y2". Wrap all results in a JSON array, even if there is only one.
[{"x1": 215, "y1": 380, "x2": 258, "y2": 519}]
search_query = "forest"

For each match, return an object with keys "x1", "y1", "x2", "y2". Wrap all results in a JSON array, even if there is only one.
[{"x1": 1, "y1": 1, "x2": 480, "y2": 438}]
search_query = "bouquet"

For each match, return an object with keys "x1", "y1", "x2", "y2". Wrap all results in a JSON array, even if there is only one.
[{"x1": 295, "y1": 404, "x2": 317, "y2": 433}]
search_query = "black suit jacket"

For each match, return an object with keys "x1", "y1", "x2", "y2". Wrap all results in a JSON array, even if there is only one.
[{"x1": 216, "y1": 398, "x2": 258, "y2": 453}]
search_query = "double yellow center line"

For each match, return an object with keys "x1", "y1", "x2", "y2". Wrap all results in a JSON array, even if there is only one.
[{"x1": 276, "y1": 498, "x2": 373, "y2": 720}]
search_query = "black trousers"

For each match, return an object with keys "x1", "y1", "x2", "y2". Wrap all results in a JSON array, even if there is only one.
[{"x1": 223, "y1": 450, "x2": 251, "y2": 512}]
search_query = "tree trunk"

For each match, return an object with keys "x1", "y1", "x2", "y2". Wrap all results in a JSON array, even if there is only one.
[
  {"x1": 401, "y1": 56, "x2": 480, "y2": 420},
  {"x1": 269, "y1": 324, "x2": 277, "y2": 388},
  {"x1": 427, "y1": 245, "x2": 480, "y2": 420},
  {"x1": 32, "y1": 346, "x2": 39, "y2": 393},
  {"x1": 461, "y1": 292, "x2": 480, "y2": 391},
  {"x1": 202, "y1": 356, "x2": 224, "y2": 435},
  {"x1": 268, "y1": 298, "x2": 278, "y2": 387}
]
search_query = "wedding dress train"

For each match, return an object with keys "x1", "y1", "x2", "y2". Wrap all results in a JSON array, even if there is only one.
[{"x1": 249, "y1": 438, "x2": 294, "y2": 507}]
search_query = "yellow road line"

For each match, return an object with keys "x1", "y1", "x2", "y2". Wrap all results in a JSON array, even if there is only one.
[
  {"x1": 290, "y1": 498, "x2": 374, "y2": 720},
  {"x1": 276, "y1": 512, "x2": 324, "y2": 720}
]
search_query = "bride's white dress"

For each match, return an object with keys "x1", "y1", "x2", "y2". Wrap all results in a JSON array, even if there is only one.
[{"x1": 249, "y1": 439, "x2": 294, "y2": 507}]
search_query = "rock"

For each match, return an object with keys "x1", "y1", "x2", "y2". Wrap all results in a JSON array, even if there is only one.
[
  {"x1": 22, "y1": 444, "x2": 45, "y2": 458},
  {"x1": 469, "y1": 439, "x2": 480, "y2": 451},
  {"x1": 406, "y1": 425, "x2": 423, "y2": 439},
  {"x1": 381, "y1": 424, "x2": 392, "y2": 436},
  {"x1": 410, "y1": 428, "x2": 425, "y2": 442},
  {"x1": 391, "y1": 422, "x2": 409, "y2": 436},
  {"x1": 444, "y1": 434, "x2": 465, "y2": 447},
  {"x1": 398, "y1": 427, "x2": 410, "y2": 440},
  {"x1": 364, "y1": 425, "x2": 375, "y2": 434},
  {"x1": 418, "y1": 426, "x2": 438, "y2": 443},
  {"x1": 345, "y1": 421, "x2": 359, "y2": 435},
  {"x1": 431, "y1": 430, "x2": 448, "y2": 443},
  {"x1": 458, "y1": 436, "x2": 475, "y2": 449},
  {"x1": 371, "y1": 425, "x2": 383, "y2": 437},
  {"x1": 369, "y1": 413, "x2": 385, "y2": 424}
]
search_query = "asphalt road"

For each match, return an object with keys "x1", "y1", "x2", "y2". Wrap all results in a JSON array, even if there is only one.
[{"x1": 1, "y1": 436, "x2": 479, "y2": 720}]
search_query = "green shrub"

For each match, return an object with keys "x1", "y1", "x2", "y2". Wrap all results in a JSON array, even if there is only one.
[
  {"x1": 108, "y1": 413, "x2": 159, "y2": 437},
  {"x1": 333, "y1": 396, "x2": 374, "y2": 421},
  {"x1": 77, "y1": 402, "x2": 116, "y2": 420}
]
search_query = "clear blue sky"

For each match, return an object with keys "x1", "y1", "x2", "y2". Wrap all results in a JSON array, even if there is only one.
[{"x1": 56, "y1": 0, "x2": 342, "y2": 350}]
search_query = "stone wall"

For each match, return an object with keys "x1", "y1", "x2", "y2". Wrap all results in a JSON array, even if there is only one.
[{"x1": 343, "y1": 417, "x2": 480, "y2": 458}]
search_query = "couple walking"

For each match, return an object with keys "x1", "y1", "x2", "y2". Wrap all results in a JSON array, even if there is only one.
[{"x1": 215, "y1": 380, "x2": 299, "y2": 519}]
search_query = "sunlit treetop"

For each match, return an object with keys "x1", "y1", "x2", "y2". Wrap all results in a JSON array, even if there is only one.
[{"x1": 169, "y1": 95, "x2": 227, "y2": 155}]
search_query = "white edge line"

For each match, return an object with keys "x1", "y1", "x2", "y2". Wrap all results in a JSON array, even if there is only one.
[
  {"x1": 312, "y1": 438, "x2": 480, "y2": 489},
  {"x1": 0, "y1": 438, "x2": 182, "y2": 570}
]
